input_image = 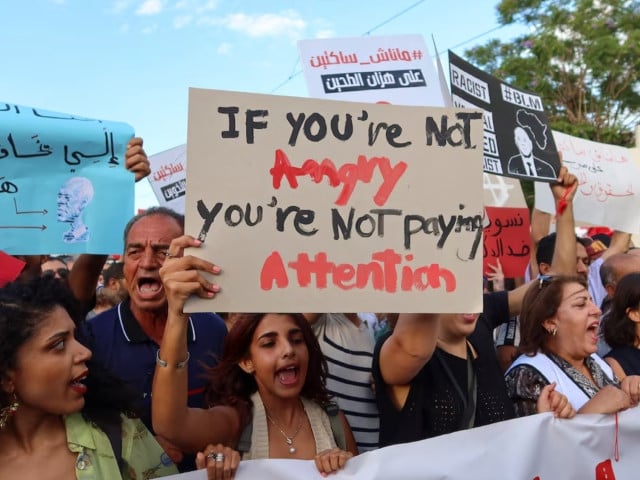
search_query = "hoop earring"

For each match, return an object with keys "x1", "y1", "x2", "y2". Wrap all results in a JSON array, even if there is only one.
[{"x1": 0, "y1": 393, "x2": 19, "y2": 430}]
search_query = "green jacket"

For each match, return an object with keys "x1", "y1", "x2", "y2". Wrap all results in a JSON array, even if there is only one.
[{"x1": 65, "y1": 412, "x2": 178, "y2": 480}]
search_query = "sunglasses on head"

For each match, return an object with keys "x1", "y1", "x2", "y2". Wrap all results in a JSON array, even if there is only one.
[{"x1": 538, "y1": 274, "x2": 554, "y2": 290}]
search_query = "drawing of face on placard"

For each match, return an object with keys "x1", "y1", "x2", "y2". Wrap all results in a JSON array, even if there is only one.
[
  {"x1": 57, "y1": 176, "x2": 94, "y2": 243},
  {"x1": 506, "y1": 110, "x2": 557, "y2": 180}
]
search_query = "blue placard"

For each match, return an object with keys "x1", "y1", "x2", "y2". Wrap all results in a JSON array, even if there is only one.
[{"x1": 0, "y1": 103, "x2": 134, "y2": 254}]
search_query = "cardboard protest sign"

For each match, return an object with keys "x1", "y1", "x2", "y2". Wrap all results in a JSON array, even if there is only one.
[
  {"x1": 483, "y1": 206, "x2": 531, "y2": 278},
  {"x1": 0, "y1": 102, "x2": 134, "y2": 254},
  {"x1": 163, "y1": 408, "x2": 640, "y2": 480},
  {"x1": 535, "y1": 130, "x2": 640, "y2": 233},
  {"x1": 184, "y1": 89, "x2": 484, "y2": 313},
  {"x1": 147, "y1": 144, "x2": 187, "y2": 214},
  {"x1": 298, "y1": 35, "x2": 446, "y2": 106},
  {"x1": 448, "y1": 52, "x2": 560, "y2": 182}
]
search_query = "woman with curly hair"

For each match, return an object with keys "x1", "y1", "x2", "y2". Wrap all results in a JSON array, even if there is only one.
[{"x1": 0, "y1": 275, "x2": 177, "y2": 479}]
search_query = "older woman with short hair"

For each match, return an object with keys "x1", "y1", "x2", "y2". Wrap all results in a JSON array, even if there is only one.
[{"x1": 505, "y1": 275, "x2": 640, "y2": 416}]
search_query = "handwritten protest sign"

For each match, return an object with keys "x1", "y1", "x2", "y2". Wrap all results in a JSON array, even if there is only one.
[
  {"x1": 0, "y1": 103, "x2": 134, "y2": 254},
  {"x1": 483, "y1": 206, "x2": 531, "y2": 278},
  {"x1": 163, "y1": 408, "x2": 640, "y2": 480},
  {"x1": 148, "y1": 144, "x2": 187, "y2": 214},
  {"x1": 298, "y1": 35, "x2": 446, "y2": 107},
  {"x1": 535, "y1": 131, "x2": 640, "y2": 233},
  {"x1": 448, "y1": 52, "x2": 560, "y2": 182},
  {"x1": 184, "y1": 89, "x2": 484, "y2": 313}
]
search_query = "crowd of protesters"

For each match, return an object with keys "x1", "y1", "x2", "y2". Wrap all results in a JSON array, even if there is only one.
[{"x1": 1, "y1": 140, "x2": 639, "y2": 480}]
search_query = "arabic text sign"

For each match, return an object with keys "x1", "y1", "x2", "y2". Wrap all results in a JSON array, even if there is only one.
[
  {"x1": 184, "y1": 89, "x2": 484, "y2": 313},
  {"x1": 483, "y1": 207, "x2": 531, "y2": 278},
  {"x1": 298, "y1": 35, "x2": 446, "y2": 106},
  {"x1": 535, "y1": 131, "x2": 640, "y2": 233},
  {"x1": 163, "y1": 408, "x2": 640, "y2": 480},
  {"x1": 0, "y1": 103, "x2": 134, "y2": 254},
  {"x1": 147, "y1": 144, "x2": 187, "y2": 214},
  {"x1": 448, "y1": 52, "x2": 560, "y2": 182}
]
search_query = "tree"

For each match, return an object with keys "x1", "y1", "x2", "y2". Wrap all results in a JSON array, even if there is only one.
[{"x1": 465, "y1": 0, "x2": 640, "y2": 147}]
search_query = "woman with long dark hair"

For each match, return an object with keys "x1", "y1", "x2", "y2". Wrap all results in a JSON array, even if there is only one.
[{"x1": 152, "y1": 235, "x2": 356, "y2": 479}]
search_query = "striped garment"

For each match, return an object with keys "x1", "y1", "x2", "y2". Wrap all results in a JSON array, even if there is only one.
[{"x1": 312, "y1": 313, "x2": 380, "y2": 452}]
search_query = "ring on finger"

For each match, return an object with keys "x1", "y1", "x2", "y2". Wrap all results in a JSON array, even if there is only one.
[
  {"x1": 164, "y1": 251, "x2": 175, "y2": 259},
  {"x1": 215, "y1": 452, "x2": 225, "y2": 462}
]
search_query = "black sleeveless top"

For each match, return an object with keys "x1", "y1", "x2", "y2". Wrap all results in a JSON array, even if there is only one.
[
  {"x1": 372, "y1": 292, "x2": 515, "y2": 447},
  {"x1": 605, "y1": 346, "x2": 640, "y2": 376}
]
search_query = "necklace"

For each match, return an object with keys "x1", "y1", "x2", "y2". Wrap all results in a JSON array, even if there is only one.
[{"x1": 264, "y1": 404, "x2": 306, "y2": 454}]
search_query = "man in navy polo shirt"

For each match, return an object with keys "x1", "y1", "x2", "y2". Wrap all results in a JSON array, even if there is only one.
[{"x1": 79, "y1": 207, "x2": 226, "y2": 472}]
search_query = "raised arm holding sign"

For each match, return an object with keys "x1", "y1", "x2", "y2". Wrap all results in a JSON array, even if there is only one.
[
  {"x1": 152, "y1": 235, "x2": 357, "y2": 478},
  {"x1": 372, "y1": 167, "x2": 580, "y2": 448}
]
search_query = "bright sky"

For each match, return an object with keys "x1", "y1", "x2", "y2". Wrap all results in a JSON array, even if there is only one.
[{"x1": 2, "y1": 0, "x2": 526, "y2": 209}]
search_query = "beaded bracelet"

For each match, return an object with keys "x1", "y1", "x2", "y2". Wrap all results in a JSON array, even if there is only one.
[{"x1": 156, "y1": 349, "x2": 190, "y2": 369}]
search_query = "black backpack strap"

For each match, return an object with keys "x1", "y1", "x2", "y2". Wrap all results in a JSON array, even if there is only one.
[
  {"x1": 102, "y1": 420, "x2": 125, "y2": 473},
  {"x1": 237, "y1": 421, "x2": 253, "y2": 454},
  {"x1": 324, "y1": 402, "x2": 346, "y2": 451}
]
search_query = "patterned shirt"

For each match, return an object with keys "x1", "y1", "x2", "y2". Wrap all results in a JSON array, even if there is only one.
[{"x1": 505, "y1": 352, "x2": 618, "y2": 416}]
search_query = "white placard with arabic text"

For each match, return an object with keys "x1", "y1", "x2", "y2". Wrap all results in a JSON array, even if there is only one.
[
  {"x1": 535, "y1": 131, "x2": 640, "y2": 232},
  {"x1": 298, "y1": 35, "x2": 446, "y2": 107},
  {"x1": 147, "y1": 144, "x2": 187, "y2": 214}
]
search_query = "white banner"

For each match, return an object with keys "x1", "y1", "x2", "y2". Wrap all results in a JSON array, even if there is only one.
[
  {"x1": 165, "y1": 408, "x2": 640, "y2": 480},
  {"x1": 535, "y1": 131, "x2": 640, "y2": 233}
]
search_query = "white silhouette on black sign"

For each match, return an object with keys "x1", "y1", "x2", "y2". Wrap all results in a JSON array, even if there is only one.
[{"x1": 507, "y1": 110, "x2": 556, "y2": 180}]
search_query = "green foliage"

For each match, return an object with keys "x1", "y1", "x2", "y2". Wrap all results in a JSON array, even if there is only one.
[
  {"x1": 466, "y1": 0, "x2": 640, "y2": 147},
  {"x1": 519, "y1": 179, "x2": 535, "y2": 212}
]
